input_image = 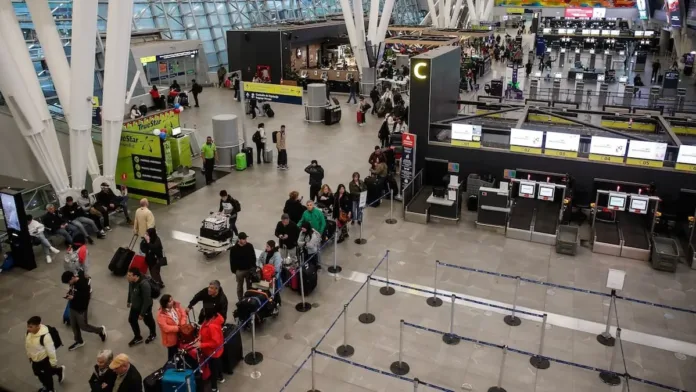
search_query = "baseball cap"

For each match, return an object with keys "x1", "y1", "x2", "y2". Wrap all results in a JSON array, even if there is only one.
[
  {"x1": 109, "y1": 353, "x2": 129, "y2": 369},
  {"x1": 237, "y1": 232, "x2": 248, "y2": 240}
]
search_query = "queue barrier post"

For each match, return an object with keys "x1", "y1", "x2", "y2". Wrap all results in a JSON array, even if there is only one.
[
  {"x1": 529, "y1": 314, "x2": 550, "y2": 370},
  {"x1": 487, "y1": 345, "x2": 508, "y2": 392},
  {"x1": 503, "y1": 276, "x2": 522, "y2": 327},
  {"x1": 296, "y1": 253, "x2": 312, "y2": 312},
  {"x1": 328, "y1": 232, "x2": 342, "y2": 274},
  {"x1": 442, "y1": 294, "x2": 461, "y2": 345},
  {"x1": 390, "y1": 320, "x2": 410, "y2": 376},
  {"x1": 186, "y1": 377, "x2": 193, "y2": 392},
  {"x1": 597, "y1": 289, "x2": 617, "y2": 347},
  {"x1": 621, "y1": 374, "x2": 629, "y2": 392},
  {"x1": 307, "y1": 348, "x2": 321, "y2": 392},
  {"x1": 336, "y1": 304, "x2": 355, "y2": 357},
  {"x1": 354, "y1": 207, "x2": 367, "y2": 245},
  {"x1": 599, "y1": 327, "x2": 622, "y2": 386},
  {"x1": 426, "y1": 260, "x2": 443, "y2": 307},
  {"x1": 358, "y1": 275, "x2": 376, "y2": 324},
  {"x1": 379, "y1": 250, "x2": 395, "y2": 296},
  {"x1": 413, "y1": 377, "x2": 420, "y2": 391},
  {"x1": 243, "y1": 313, "x2": 264, "y2": 365},
  {"x1": 386, "y1": 189, "x2": 398, "y2": 224}
]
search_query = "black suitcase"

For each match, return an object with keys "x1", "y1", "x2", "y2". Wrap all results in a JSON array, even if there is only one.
[
  {"x1": 302, "y1": 264, "x2": 318, "y2": 295},
  {"x1": 365, "y1": 176, "x2": 384, "y2": 207},
  {"x1": 108, "y1": 235, "x2": 137, "y2": 276},
  {"x1": 263, "y1": 103, "x2": 275, "y2": 118},
  {"x1": 220, "y1": 323, "x2": 243, "y2": 374},
  {"x1": 657, "y1": 74, "x2": 663, "y2": 83},
  {"x1": 324, "y1": 220, "x2": 336, "y2": 241},
  {"x1": 244, "y1": 147, "x2": 253, "y2": 167},
  {"x1": 467, "y1": 195, "x2": 478, "y2": 212},
  {"x1": 199, "y1": 226, "x2": 232, "y2": 242}
]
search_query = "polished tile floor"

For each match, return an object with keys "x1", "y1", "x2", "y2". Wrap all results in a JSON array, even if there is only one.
[{"x1": 1, "y1": 80, "x2": 696, "y2": 392}]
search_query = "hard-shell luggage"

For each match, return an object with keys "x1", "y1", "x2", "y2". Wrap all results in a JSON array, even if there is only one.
[
  {"x1": 288, "y1": 267, "x2": 300, "y2": 291},
  {"x1": 657, "y1": 74, "x2": 663, "y2": 83},
  {"x1": 324, "y1": 220, "x2": 336, "y2": 241},
  {"x1": 143, "y1": 361, "x2": 175, "y2": 392},
  {"x1": 62, "y1": 302, "x2": 70, "y2": 326},
  {"x1": 263, "y1": 103, "x2": 275, "y2": 118},
  {"x1": 235, "y1": 152, "x2": 247, "y2": 171},
  {"x1": 357, "y1": 111, "x2": 364, "y2": 123},
  {"x1": 221, "y1": 323, "x2": 244, "y2": 374},
  {"x1": 129, "y1": 254, "x2": 148, "y2": 275},
  {"x1": 264, "y1": 149, "x2": 273, "y2": 163},
  {"x1": 467, "y1": 195, "x2": 478, "y2": 212},
  {"x1": 162, "y1": 369, "x2": 196, "y2": 391},
  {"x1": 199, "y1": 226, "x2": 232, "y2": 242},
  {"x1": 108, "y1": 235, "x2": 137, "y2": 276},
  {"x1": 244, "y1": 147, "x2": 254, "y2": 167},
  {"x1": 365, "y1": 176, "x2": 384, "y2": 207},
  {"x1": 224, "y1": 79, "x2": 231, "y2": 88},
  {"x1": 302, "y1": 263, "x2": 318, "y2": 295}
]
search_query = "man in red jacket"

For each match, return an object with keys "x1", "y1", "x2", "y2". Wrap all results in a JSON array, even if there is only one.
[{"x1": 198, "y1": 306, "x2": 225, "y2": 391}]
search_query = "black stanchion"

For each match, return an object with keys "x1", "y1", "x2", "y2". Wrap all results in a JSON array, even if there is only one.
[
  {"x1": 358, "y1": 275, "x2": 376, "y2": 324},
  {"x1": 599, "y1": 328, "x2": 622, "y2": 386},
  {"x1": 390, "y1": 320, "x2": 410, "y2": 376},
  {"x1": 529, "y1": 314, "x2": 550, "y2": 370},
  {"x1": 354, "y1": 206, "x2": 367, "y2": 245},
  {"x1": 243, "y1": 314, "x2": 264, "y2": 365},
  {"x1": 503, "y1": 276, "x2": 522, "y2": 327},
  {"x1": 295, "y1": 254, "x2": 312, "y2": 313},
  {"x1": 327, "y1": 233, "x2": 342, "y2": 274},
  {"x1": 597, "y1": 289, "x2": 617, "y2": 347},
  {"x1": 385, "y1": 189, "x2": 398, "y2": 224},
  {"x1": 307, "y1": 348, "x2": 321, "y2": 392},
  {"x1": 487, "y1": 346, "x2": 508, "y2": 392},
  {"x1": 336, "y1": 304, "x2": 355, "y2": 357},
  {"x1": 442, "y1": 294, "x2": 461, "y2": 345},
  {"x1": 426, "y1": 260, "x2": 443, "y2": 307},
  {"x1": 379, "y1": 250, "x2": 395, "y2": 296}
]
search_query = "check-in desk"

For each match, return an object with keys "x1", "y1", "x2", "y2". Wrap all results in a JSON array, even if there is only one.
[
  {"x1": 426, "y1": 182, "x2": 463, "y2": 224},
  {"x1": 567, "y1": 68, "x2": 605, "y2": 81}
]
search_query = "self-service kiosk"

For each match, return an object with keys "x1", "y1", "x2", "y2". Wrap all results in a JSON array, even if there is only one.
[
  {"x1": 589, "y1": 49, "x2": 597, "y2": 69},
  {"x1": 0, "y1": 188, "x2": 36, "y2": 270},
  {"x1": 559, "y1": 48, "x2": 566, "y2": 68}
]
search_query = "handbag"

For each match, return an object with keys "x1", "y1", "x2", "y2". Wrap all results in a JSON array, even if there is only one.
[
  {"x1": 338, "y1": 210, "x2": 349, "y2": 224},
  {"x1": 158, "y1": 255, "x2": 168, "y2": 267}
]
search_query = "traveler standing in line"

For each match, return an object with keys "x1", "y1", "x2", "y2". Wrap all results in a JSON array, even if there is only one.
[
  {"x1": 228, "y1": 232, "x2": 257, "y2": 299},
  {"x1": 219, "y1": 190, "x2": 241, "y2": 238},
  {"x1": 140, "y1": 228, "x2": 165, "y2": 288},
  {"x1": 217, "y1": 66, "x2": 227, "y2": 87},
  {"x1": 133, "y1": 198, "x2": 155, "y2": 239},
  {"x1": 298, "y1": 221, "x2": 322, "y2": 268},
  {"x1": 89, "y1": 350, "x2": 116, "y2": 392},
  {"x1": 201, "y1": 136, "x2": 218, "y2": 185},
  {"x1": 349, "y1": 172, "x2": 367, "y2": 225},
  {"x1": 156, "y1": 294, "x2": 189, "y2": 361},
  {"x1": 233, "y1": 74, "x2": 240, "y2": 101},
  {"x1": 189, "y1": 79, "x2": 203, "y2": 108},
  {"x1": 27, "y1": 215, "x2": 61, "y2": 264},
  {"x1": 304, "y1": 160, "x2": 324, "y2": 202},
  {"x1": 198, "y1": 306, "x2": 225, "y2": 392},
  {"x1": 297, "y1": 200, "x2": 326, "y2": 237},
  {"x1": 347, "y1": 77, "x2": 358, "y2": 104},
  {"x1": 252, "y1": 123, "x2": 266, "y2": 164},
  {"x1": 108, "y1": 354, "x2": 142, "y2": 392},
  {"x1": 188, "y1": 280, "x2": 229, "y2": 323},
  {"x1": 334, "y1": 184, "x2": 352, "y2": 243},
  {"x1": 275, "y1": 213, "x2": 300, "y2": 262},
  {"x1": 276, "y1": 125, "x2": 288, "y2": 170},
  {"x1": 61, "y1": 270, "x2": 107, "y2": 351},
  {"x1": 26, "y1": 316, "x2": 65, "y2": 392},
  {"x1": 283, "y1": 191, "x2": 306, "y2": 224},
  {"x1": 126, "y1": 269, "x2": 157, "y2": 347}
]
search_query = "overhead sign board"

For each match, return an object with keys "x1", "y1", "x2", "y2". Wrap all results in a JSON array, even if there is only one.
[
  {"x1": 243, "y1": 82, "x2": 303, "y2": 105},
  {"x1": 626, "y1": 140, "x2": 667, "y2": 167},
  {"x1": 544, "y1": 132, "x2": 580, "y2": 158},
  {"x1": 589, "y1": 136, "x2": 627, "y2": 163},
  {"x1": 156, "y1": 49, "x2": 199, "y2": 61},
  {"x1": 565, "y1": 8, "x2": 594, "y2": 18},
  {"x1": 451, "y1": 123, "x2": 482, "y2": 148},
  {"x1": 636, "y1": 0, "x2": 649, "y2": 19},
  {"x1": 510, "y1": 128, "x2": 543, "y2": 154},
  {"x1": 675, "y1": 145, "x2": 696, "y2": 172}
]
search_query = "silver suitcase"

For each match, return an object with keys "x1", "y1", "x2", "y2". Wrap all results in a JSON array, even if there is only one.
[{"x1": 264, "y1": 149, "x2": 273, "y2": 163}]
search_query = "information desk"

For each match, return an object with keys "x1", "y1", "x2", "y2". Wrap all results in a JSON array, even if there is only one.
[{"x1": 567, "y1": 68, "x2": 605, "y2": 81}]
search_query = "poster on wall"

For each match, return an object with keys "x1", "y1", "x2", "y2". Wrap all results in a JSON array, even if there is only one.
[
  {"x1": 116, "y1": 131, "x2": 170, "y2": 204},
  {"x1": 666, "y1": 0, "x2": 682, "y2": 26},
  {"x1": 495, "y1": 0, "x2": 635, "y2": 7},
  {"x1": 243, "y1": 82, "x2": 303, "y2": 105},
  {"x1": 400, "y1": 133, "x2": 417, "y2": 198}
]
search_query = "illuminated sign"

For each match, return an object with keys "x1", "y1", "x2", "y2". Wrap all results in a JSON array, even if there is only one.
[
  {"x1": 565, "y1": 8, "x2": 594, "y2": 18},
  {"x1": 140, "y1": 55, "x2": 156, "y2": 64},
  {"x1": 413, "y1": 62, "x2": 428, "y2": 80},
  {"x1": 545, "y1": 132, "x2": 580, "y2": 152},
  {"x1": 627, "y1": 140, "x2": 667, "y2": 161},
  {"x1": 666, "y1": 0, "x2": 681, "y2": 26},
  {"x1": 636, "y1": 0, "x2": 649, "y2": 19},
  {"x1": 156, "y1": 49, "x2": 199, "y2": 61}
]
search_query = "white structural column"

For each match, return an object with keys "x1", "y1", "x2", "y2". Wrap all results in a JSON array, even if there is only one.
[
  {"x1": 443, "y1": 0, "x2": 451, "y2": 27},
  {"x1": 422, "y1": 0, "x2": 441, "y2": 27},
  {"x1": 339, "y1": 0, "x2": 363, "y2": 71},
  {"x1": 0, "y1": 0, "x2": 70, "y2": 201},
  {"x1": 100, "y1": 0, "x2": 135, "y2": 188},
  {"x1": 367, "y1": 0, "x2": 380, "y2": 42},
  {"x1": 353, "y1": 0, "x2": 369, "y2": 70},
  {"x1": 26, "y1": 0, "x2": 102, "y2": 183},
  {"x1": 450, "y1": 0, "x2": 464, "y2": 27},
  {"x1": 482, "y1": 0, "x2": 494, "y2": 24},
  {"x1": 375, "y1": 0, "x2": 396, "y2": 50},
  {"x1": 465, "y1": 0, "x2": 477, "y2": 25},
  {"x1": 68, "y1": 0, "x2": 99, "y2": 191}
]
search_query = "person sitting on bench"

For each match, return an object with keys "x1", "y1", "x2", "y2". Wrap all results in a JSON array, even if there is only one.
[{"x1": 95, "y1": 183, "x2": 132, "y2": 229}]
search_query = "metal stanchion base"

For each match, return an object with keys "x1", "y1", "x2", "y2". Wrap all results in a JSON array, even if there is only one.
[
  {"x1": 295, "y1": 302, "x2": 312, "y2": 312},
  {"x1": 380, "y1": 286, "x2": 395, "y2": 296},
  {"x1": 596, "y1": 333, "x2": 616, "y2": 347},
  {"x1": 504, "y1": 315, "x2": 521, "y2": 326},
  {"x1": 442, "y1": 333, "x2": 461, "y2": 345},
  {"x1": 244, "y1": 352, "x2": 264, "y2": 365},
  {"x1": 354, "y1": 238, "x2": 367, "y2": 245},
  {"x1": 358, "y1": 313, "x2": 376, "y2": 324},
  {"x1": 385, "y1": 218, "x2": 398, "y2": 224},
  {"x1": 390, "y1": 361, "x2": 410, "y2": 376},
  {"x1": 529, "y1": 356, "x2": 550, "y2": 370},
  {"x1": 427, "y1": 296, "x2": 443, "y2": 307},
  {"x1": 336, "y1": 344, "x2": 355, "y2": 358},
  {"x1": 306, "y1": 389, "x2": 321, "y2": 392},
  {"x1": 599, "y1": 371, "x2": 621, "y2": 386},
  {"x1": 487, "y1": 387, "x2": 507, "y2": 392},
  {"x1": 327, "y1": 266, "x2": 342, "y2": 273}
]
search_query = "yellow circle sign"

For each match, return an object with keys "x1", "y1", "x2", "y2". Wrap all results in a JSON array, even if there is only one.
[{"x1": 413, "y1": 62, "x2": 428, "y2": 80}]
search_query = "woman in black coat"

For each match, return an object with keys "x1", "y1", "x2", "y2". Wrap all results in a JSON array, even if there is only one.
[
  {"x1": 283, "y1": 191, "x2": 306, "y2": 224},
  {"x1": 89, "y1": 350, "x2": 117, "y2": 392},
  {"x1": 333, "y1": 184, "x2": 352, "y2": 243},
  {"x1": 140, "y1": 227, "x2": 165, "y2": 287}
]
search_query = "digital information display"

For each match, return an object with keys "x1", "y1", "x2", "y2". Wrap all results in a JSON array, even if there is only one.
[
  {"x1": 675, "y1": 145, "x2": 696, "y2": 171},
  {"x1": 630, "y1": 198, "x2": 648, "y2": 212},
  {"x1": 608, "y1": 193, "x2": 627, "y2": 209},
  {"x1": 589, "y1": 136, "x2": 627, "y2": 163},
  {"x1": 451, "y1": 123, "x2": 482, "y2": 148},
  {"x1": 519, "y1": 183, "x2": 535, "y2": 197},
  {"x1": 627, "y1": 141, "x2": 668, "y2": 167},
  {"x1": 538, "y1": 185, "x2": 555, "y2": 200}
]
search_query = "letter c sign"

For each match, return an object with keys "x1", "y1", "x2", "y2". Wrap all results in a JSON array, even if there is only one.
[{"x1": 413, "y1": 62, "x2": 428, "y2": 80}]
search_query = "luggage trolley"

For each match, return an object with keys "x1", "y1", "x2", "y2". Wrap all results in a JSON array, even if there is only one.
[
  {"x1": 590, "y1": 181, "x2": 660, "y2": 261},
  {"x1": 196, "y1": 212, "x2": 235, "y2": 259}
]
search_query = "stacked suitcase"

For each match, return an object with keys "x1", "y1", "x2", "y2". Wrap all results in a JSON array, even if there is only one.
[{"x1": 221, "y1": 323, "x2": 244, "y2": 374}]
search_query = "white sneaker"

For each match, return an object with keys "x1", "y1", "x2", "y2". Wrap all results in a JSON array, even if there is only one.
[
  {"x1": 46, "y1": 256, "x2": 52, "y2": 264},
  {"x1": 50, "y1": 247, "x2": 60, "y2": 254}
]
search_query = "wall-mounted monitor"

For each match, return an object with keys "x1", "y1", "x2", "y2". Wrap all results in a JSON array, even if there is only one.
[
  {"x1": 629, "y1": 196, "x2": 648, "y2": 214},
  {"x1": 171, "y1": 127, "x2": 182, "y2": 136},
  {"x1": 608, "y1": 193, "x2": 627, "y2": 210},
  {"x1": 519, "y1": 182, "x2": 536, "y2": 198},
  {"x1": 538, "y1": 185, "x2": 555, "y2": 200}
]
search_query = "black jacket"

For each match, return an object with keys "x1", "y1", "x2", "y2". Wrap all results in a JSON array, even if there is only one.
[
  {"x1": 95, "y1": 189, "x2": 118, "y2": 207},
  {"x1": 275, "y1": 220, "x2": 300, "y2": 249},
  {"x1": 140, "y1": 237, "x2": 163, "y2": 267},
  {"x1": 68, "y1": 270, "x2": 91, "y2": 312},
  {"x1": 61, "y1": 203, "x2": 85, "y2": 221},
  {"x1": 229, "y1": 242, "x2": 256, "y2": 272},
  {"x1": 316, "y1": 191, "x2": 334, "y2": 210},
  {"x1": 188, "y1": 287, "x2": 228, "y2": 321},
  {"x1": 333, "y1": 192, "x2": 352, "y2": 220},
  {"x1": 42, "y1": 212, "x2": 67, "y2": 231},
  {"x1": 370, "y1": 89, "x2": 380, "y2": 102},
  {"x1": 89, "y1": 365, "x2": 116, "y2": 392},
  {"x1": 114, "y1": 364, "x2": 142, "y2": 392},
  {"x1": 218, "y1": 195, "x2": 240, "y2": 217},
  {"x1": 283, "y1": 199, "x2": 306, "y2": 224},
  {"x1": 304, "y1": 164, "x2": 324, "y2": 185}
]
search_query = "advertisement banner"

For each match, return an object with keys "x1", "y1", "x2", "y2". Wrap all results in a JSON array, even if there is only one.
[
  {"x1": 496, "y1": 0, "x2": 635, "y2": 7},
  {"x1": 666, "y1": 0, "x2": 682, "y2": 26},
  {"x1": 565, "y1": 8, "x2": 594, "y2": 18},
  {"x1": 243, "y1": 82, "x2": 303, "y2": 105},
  {"x1": 122, "y1": 110, "x2": 181, "y2": 134},
  {"x1": 510, "y1": 128, "x2": 543, "y2": 154},
  {"x1": 589, "y1": 136, "x2": 627, "y2": 163},
  {"x1": 400, "y1": 133, "x2": 417, "y2": 196},
  {"x1": 116, "y1": 131, "x2": 169, "y2": 204},
  {"x1": 544, "y1": 132, "x2": 580, "y2": 158},
  {"x1": 636, "y1": 0, "x2": 649, "y2": 20}
]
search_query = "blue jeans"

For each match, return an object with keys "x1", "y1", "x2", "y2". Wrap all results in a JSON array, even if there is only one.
[
  {"x1": 347, "y1": 91, "x2": 357, "y2": 104},
  {"x1": 53, "y1": 227, "x2": 74, "y2": 245},
  {"x1": 33, "y1": 232, "x2": 53, "y2": 255},
  {"x1": 352, "y1": 200, "x2": 363, "y2": 223}
]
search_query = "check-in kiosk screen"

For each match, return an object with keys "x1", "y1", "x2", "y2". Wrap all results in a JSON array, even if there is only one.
[
  {"x1": 609, "y1": 195, "x2": 626, "y2": 209},
  {"x1": 519, "y1": 184, "x2": 535, "y2": 197},
  {"x1": 630, "y1": 198, "x2": 647, "y2": 212},
  {"x1": 538, "y1": 186, "x2": 554, "y2": 199}
]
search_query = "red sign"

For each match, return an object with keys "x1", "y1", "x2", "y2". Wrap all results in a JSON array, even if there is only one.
[
  {"x1": 402, "y1": 133, "x2": 415, "y2": 148},
  {"x1": 121, "y1": 173, "x2": 127, "y2": 180},
  {"x1": 565, "y1": 8, "x2": 594, "y2": 18}
]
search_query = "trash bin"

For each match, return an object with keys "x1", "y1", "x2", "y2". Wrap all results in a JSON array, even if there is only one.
[
  {"x1": 651, "y1": 237, "x2": 679, "y2": 272},
  {"x1": 555, "y1": 225, "x2": 579, "y2": 256}
]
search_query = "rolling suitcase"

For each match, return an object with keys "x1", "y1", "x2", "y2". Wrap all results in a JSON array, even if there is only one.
[
  {"x1": 357, "y1": 111, "x2": 364, "y2": 124},
  {"x1": 162, "y1": 369, "x2": 196, "y2": 391},
  {"x1": 108, "y1": 235, "x2": 137, "y2": 276},
  {"x1": 235, "y1": 152, "x2": 247, "y2": 171},
  {"x1": 129, "y1": 254, "x2": 148, "y2": 275},
  {"x1": 263, "y1": 103, "x2": 275, "y2": 118},
  {"x1": 143, "y1": 361, "x2": 175, "y2": 392},
  {"x1": 221, "y1": 323, "x2": 244, "y2": 374},
  {"x1": 302, "y1": 264, "x2": 318, "y2": 295},
  {"x1": 244, "y1": 147, "x2": 254, "y2": 167},
  {"x1": 264, "y1": 149, "x2": 273, "y2": 163}
]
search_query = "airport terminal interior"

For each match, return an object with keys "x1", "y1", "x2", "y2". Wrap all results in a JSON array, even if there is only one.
[{"x1": 2, "y1": 1, "x2": 696, "y2": 392}]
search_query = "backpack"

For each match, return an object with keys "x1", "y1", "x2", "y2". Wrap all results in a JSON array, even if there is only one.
[
  {"x1": 272, "y1": 131, "x2": 278, "y2": 144},
  {"x1": 194, "y1": 84, "x2": 203, "y2": 94},
  {"x1": 29, "y1": 325, "x2": 63, "y2": 350},
  {"x1": 232, "y1": 198, "x2": 241, "y2": 213},
  {"x1": 262, "y1": 263, "x2": 276, "y2": 281},
  {"x1": 144, "y1": 276, "x2": 161, "y2": 299},
  {"x1": 252, "y1": 130, "x2": 261, "y2": 144}
]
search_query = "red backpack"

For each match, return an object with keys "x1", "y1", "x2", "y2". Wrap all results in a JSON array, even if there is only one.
[{"x1": 261, "y1": 264, "x2": 276, "y2": 281}]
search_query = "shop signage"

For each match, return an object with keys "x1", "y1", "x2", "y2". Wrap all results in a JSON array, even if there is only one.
[
  {"x1": 400, "y1": 133, "x2": 417, "y2": 197},
  {"x1": 116, "y1": 131, "x2": 171, "y2": 205},
  {"x1": 243, "y1": 82, "x2": 303, "y2": 105},
  {"x1": 509, "y1": 128, "x2": 543, "y2": 154},
  {"x1": 413, "y1": 62, "x2": 428, "y2": 80},
  {"x1": 626, "y1": 140, "x2": 667, "y2": 167},
  {"x1": 156, "y1": 49, "x2": 199, "y2": 61},
  {"x1": 544, "y1": 132, "x2": 580, "y2": 158},
  {"x1": 589, "y1": 136, "x2": 627, "y2": 163},
  {"x1": 451, "y1": 123, "x2": 481, "y2": 148},
  {"x1": 636, "y1": 0, "x2": 649, "y2": 20},
  {"x1": 565, "y1": 8, "x2": 594, "y2": 18},
  {"x1": 676, "y1": 145, "x2": 696, "y2": 172},
  {"x1": 666, "y1": 0, "x2": 682, "y2": 27},
  {"x1": 592, "y1": 8, "x2": 606, "y2": 18},
  {"x1": 507, "y1": 7, "x2": 524, "y2": 13}
]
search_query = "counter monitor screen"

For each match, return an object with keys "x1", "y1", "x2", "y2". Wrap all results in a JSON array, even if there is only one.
[
  {"x1": 171, "y1": 127, "x2": 182, "y2": 136},
  {"x1": 519, "y1": 183, "x2": 535, "y2": 198},
  {"x1": 630, "y1": 197, "x2": 648, "y2": 213},
  {"x1": 608, "y1": 194, "x2": 626, "y2": 210},
  {"x1": 538, "y1": 185, "x2": 555, "y2": 200}
]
